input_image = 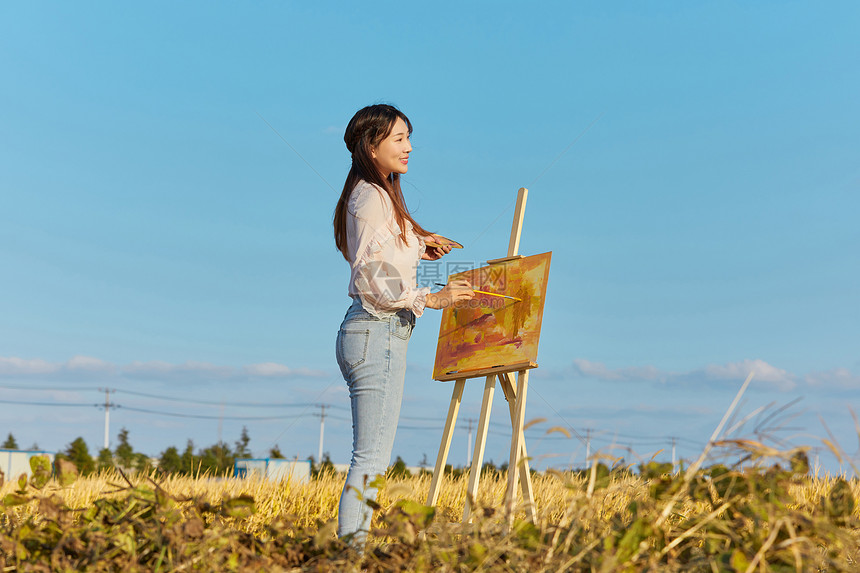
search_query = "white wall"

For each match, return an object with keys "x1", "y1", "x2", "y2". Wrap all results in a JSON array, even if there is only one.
[
  {"x1": 0, "y1": 449, "x2": 56, "y2": 480},
  {"x1": 234, "y1": 458, "x2": 311, "y2": 484}
]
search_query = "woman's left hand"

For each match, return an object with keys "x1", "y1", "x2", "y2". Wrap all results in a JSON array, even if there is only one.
[{"x1": 422, "y1": 235, "x2": 453, "y2": 260}]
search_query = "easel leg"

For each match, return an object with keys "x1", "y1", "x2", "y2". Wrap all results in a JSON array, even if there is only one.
[
  {"x1": 463, "y1": 375, "x2": 495, "y2": 523},
  {"x1": 426, "y1": 379, "x2": 466, "y2": 508},
  {"x1": 499, "y1": 373, "x2": 537, "y2": 523},
  {"x1": 504, "y1": 370, "x2": 531, "y2": 521}
]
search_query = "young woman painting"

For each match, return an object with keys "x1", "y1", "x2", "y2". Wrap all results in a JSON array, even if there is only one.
[{"x1": 333, "y1": 104, "x2": 474, "y2": 541}]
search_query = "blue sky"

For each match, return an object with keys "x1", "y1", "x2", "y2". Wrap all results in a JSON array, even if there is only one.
[{"x1": 2, "y1": 2, "x2": 858, "y2": 475}]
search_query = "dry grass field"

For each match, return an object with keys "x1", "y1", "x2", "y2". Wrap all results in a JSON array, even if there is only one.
[{"x1": 1, "y1": 450, "x2": 859, "y2": 571}]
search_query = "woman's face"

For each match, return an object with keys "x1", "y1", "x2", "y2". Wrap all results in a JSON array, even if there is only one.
[{"x1": 371, "y1": 117, "x2": 412, "y2": 177}]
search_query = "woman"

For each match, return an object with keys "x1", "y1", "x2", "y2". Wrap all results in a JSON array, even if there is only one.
[{"x1": 333, "y1": 104, "x2": 473, "y2": 542}]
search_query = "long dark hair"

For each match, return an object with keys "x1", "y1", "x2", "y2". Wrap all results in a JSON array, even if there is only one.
[{"x1": 333, "y1": 104, "x2": 431, "y2": 260}]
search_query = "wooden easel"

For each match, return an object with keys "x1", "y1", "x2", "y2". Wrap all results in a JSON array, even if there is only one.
[{"x1": 425, "y1": 187, "x2": 538, "y2": 524}]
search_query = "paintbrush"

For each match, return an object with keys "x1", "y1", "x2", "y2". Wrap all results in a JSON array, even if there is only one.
[{"x1": 434, "y1": 283, "x2": 522, "y2": 302}]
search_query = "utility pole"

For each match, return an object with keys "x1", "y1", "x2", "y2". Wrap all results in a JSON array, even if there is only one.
[
  {"x1": 584, "y1": 428, "x2": 593, "y2": 470},
  {"x1": 97, "y1": 388, "x2": 117, "y2": 450},
  {"x1": 670, "y1": 437, "x2": 677, "y2": 473},
  {"x1": 217, "y1": 403, "x2": 224, "y2": 444},
  {"x1": 316, "y1": 404, "x2": 327, "y2": 463},
  {"x1": 466, "y1": 418, "x2": 474, "y2": 467},
  {"x1": 217, "y1": 402, "x2": 225, "y2": 468},
  {"x1": 813, "y1": 447, "x2": 820, "y2": 477}
]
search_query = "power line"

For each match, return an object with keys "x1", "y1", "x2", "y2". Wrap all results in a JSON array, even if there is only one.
[
  {"x1": 0, "y1": 399, "x2": 95, "y2": 407},
  {"x1": 0, "y1": 387, "x2": 710, "y2": 451},
  {"x1": 119, "y1": 406, "x2": 308, "y2": 421},
  {"x1": 0, "y1": 396, "x2": 708, "y2": 448},
  {"x1": 0, "y1": 384, "x2": 99, "y2": 392},
  {"x1": 0, "y1": 383, "x2": 352, "y2": 410},
  {"x1": 0, "y1": 398, "x2": 323, "y2": 421},
  {"x1": 115, "y1": 388, "x2": 345, "y2": 409},
  {"x1": 398, "y1": 424, "x2": 444, "y2": 431}
]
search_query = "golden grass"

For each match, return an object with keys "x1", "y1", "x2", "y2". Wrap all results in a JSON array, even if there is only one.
[
  {"x1": 3, "y1": 463, "x2": 860, "y2": 571},
  {"x1": 3, "y1": 467, "x2": 858, "y2": 535}
]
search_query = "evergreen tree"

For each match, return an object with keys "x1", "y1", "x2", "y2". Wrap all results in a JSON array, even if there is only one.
[
  {"x1": 97, "y1": 448, "x2": 114, "y2": 472},
  {"x1": 312, "y1": 453, "x2": 335, "y2": 478},
  {"x1": 444, "y1": 463, "x2": 465, "y2": 479},
  {"x1": 418, "y1": 453, "x2": 431, "y2": 476},
  {"x1": 269, "y1": 445, "x2": 285, "y2": 459},
  {"x1": 234, "y1": 426, "x2": 251, "y2": 459},
  {"x1": 388, "y1": 455, "x2": 411, "y2": 479},
  {"x1": 115, "y1": 428, "x2": 134, "y2": 469},
  {"x1": 181, "y1": 440, "x2": 197, "y2": 476},
  {"x1": 199, "y1": 441, "x2": 234, "y2": 476},
  {"x1": 481, "y1": 460, "x2": 498, "y2": 476},
  {"x1": 60, "y1": 437, "x2": 95, "y2": 475},
  {"x1": 158, "y1": 446, "x2": 183, "y2": 474},
  {"x1": 133, "y1": 452, "x2": 151, "y2": 473},
  {"x1": 2, "y1": 433, "x2": 18, "y2": 449}
]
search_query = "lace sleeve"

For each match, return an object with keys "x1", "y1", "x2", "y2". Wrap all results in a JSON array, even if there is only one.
[
  {"x1": 353, "y1": 232, "x2": 430, "y2": 317},
  {"x1": 348, "y1": 184, "x2": 430, "y2": 317}
]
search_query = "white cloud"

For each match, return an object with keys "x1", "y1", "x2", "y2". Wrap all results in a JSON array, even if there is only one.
[
  {"x1": 0, "y1": 356, "x2": 326, "y2": 383},
  {"x1": 241, "y1": 363, "x2": 327, "y2": 379},
  {"x1": 570, "y1": 359, "x2": 664, "y2": 382},
  {"x1": 291, "y1": 367, "x2": 328, "y2": 378},
  {"x1": 2, "y1": 354, "x2": 847, "y2": 393},
  {"x1": 124, "y1": 360, "x2": 174, "y2": 374},
  {"x1": 805, "y1": 368, "x2": 860, "y2": 390},
  {"x1": 700, "y1": 359, "x2": 796, "y2": 391},
  {"x1": 0, "y1": 357, "x2": 59, "y2": 375},
  {"x1": 0, "y1": 356, "x2": 115, "y2": 377},
  {"x1": 122, "y1": 360, "x2": 233, "y2": 379},
  {"x1": 244, "y1": 362, "x2": 292, "y2": 377},
  {"x1": 179, "y1": 361, "x2": 234, "y2": 377},
  {"x1": 565, "y1": 358, "x2": 796, "y2": 391},
  {"x1": 66, "y1": 355, "x2": 115, "y2": 373}
]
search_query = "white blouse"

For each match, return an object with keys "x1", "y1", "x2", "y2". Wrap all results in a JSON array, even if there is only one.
[{"x1": 345, "y1": 180, "x2": 431, "y2": 317}]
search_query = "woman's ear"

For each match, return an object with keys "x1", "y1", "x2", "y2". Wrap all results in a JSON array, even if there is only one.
[{"x1": 370, "y1": 146, "x2": 377, "y2": 159}]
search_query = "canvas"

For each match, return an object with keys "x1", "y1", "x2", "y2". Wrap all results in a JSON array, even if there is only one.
[{"x1": 432, "y1": 252, "x2": 552, "y2": 380}]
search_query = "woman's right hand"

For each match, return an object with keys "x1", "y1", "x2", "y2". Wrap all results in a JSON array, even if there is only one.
[{"x1": 426, "y1": 279, "x2": 475, "y2": 310}]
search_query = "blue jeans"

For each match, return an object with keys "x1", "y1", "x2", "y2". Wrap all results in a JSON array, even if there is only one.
[{"x1": 335, "y1": 297, "x2": 414, "y2": 541}]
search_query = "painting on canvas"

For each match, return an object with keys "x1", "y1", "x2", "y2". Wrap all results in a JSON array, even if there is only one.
[{"x1": 432, "y1": 251, "x2": 552, "y2": 380}]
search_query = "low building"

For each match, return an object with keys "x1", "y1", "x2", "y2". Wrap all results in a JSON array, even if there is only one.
[
  {"x1": 1, "y1": 448, "x2": 56, "y2": 480},
  {"x1": 333, "y1": 463, "x2": 427, "y2": 475},
  {"x1": 234, "y1": 458, "x2": 311, "y2": 483}
]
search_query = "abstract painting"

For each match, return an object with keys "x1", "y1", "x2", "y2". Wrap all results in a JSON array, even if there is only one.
[{"x1": 433, "y1": 252, "x2": 552, "y2": 380}]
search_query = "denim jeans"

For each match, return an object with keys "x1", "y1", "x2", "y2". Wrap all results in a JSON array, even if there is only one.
[{"x1": 335, "y1": 297, "x2": 414, "y2": 542}]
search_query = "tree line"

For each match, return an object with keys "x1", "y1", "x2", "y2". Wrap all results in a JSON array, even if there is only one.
[
  {"x1": 3, "y1": 430, "x2": 482, "y2": 479},
  {"x1": 3, "y1": 428, "x2": 286, "y2": 477}
]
